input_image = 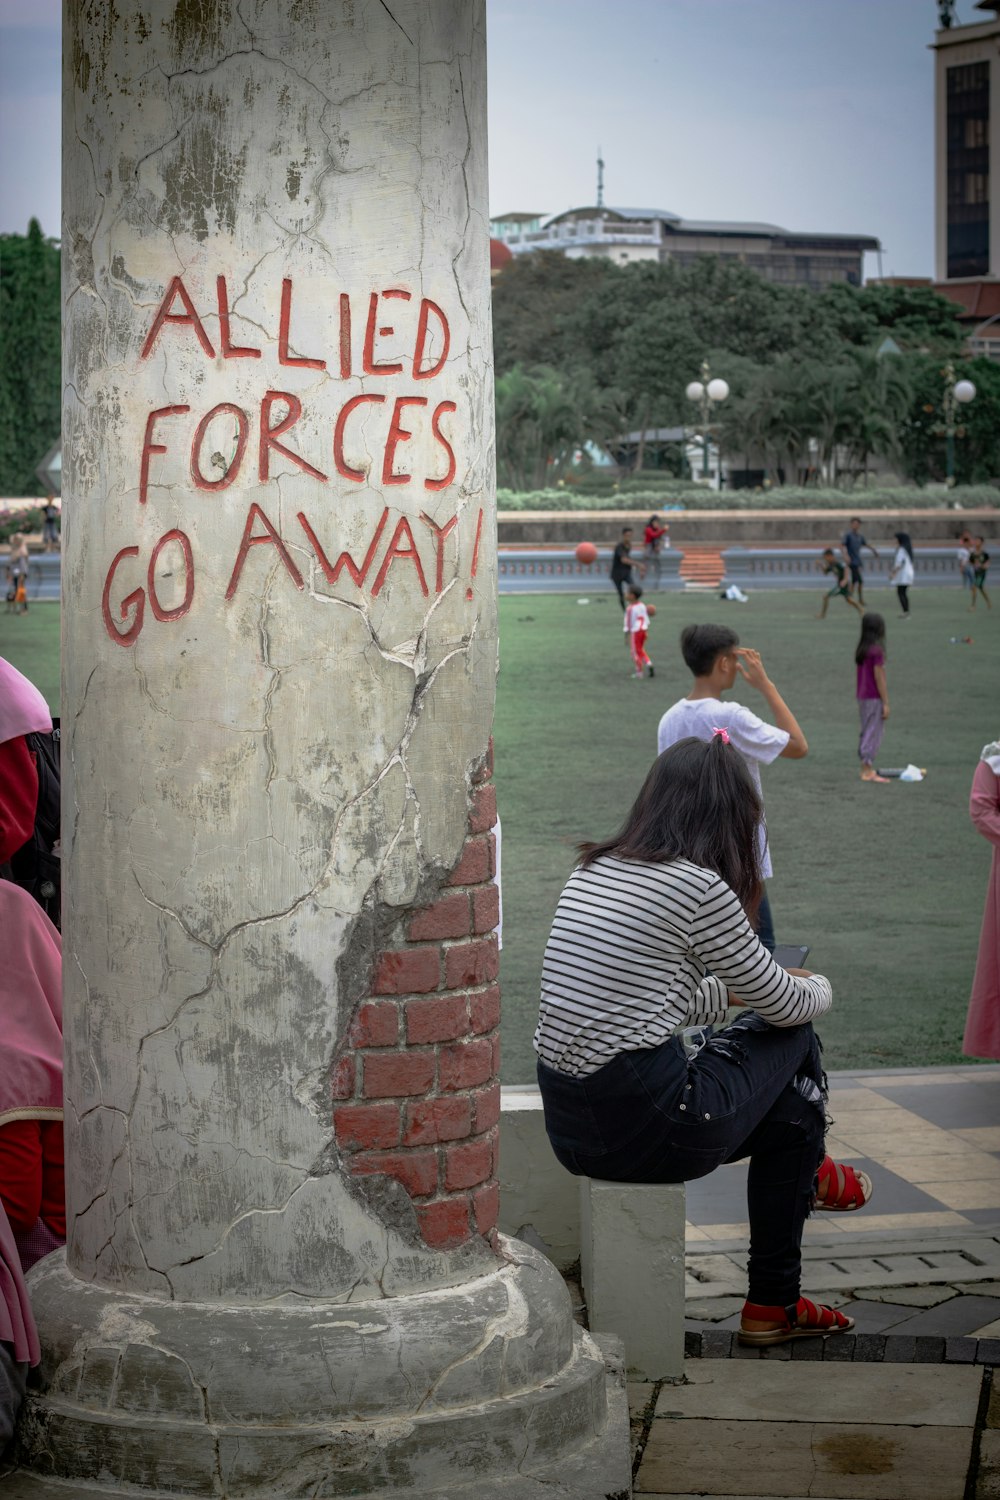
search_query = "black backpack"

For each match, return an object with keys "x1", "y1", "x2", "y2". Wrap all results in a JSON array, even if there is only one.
[{"x1": 5, "y1": 720, "x2": 61, "y2": 929}]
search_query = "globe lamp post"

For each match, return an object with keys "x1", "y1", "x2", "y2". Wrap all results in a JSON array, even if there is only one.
[
  {"x1": 686, "y1": 361, "x2": 730, "y2": 482},
  {"x1": 942, "y1": 362, "x2": 976, "y2": 487}
]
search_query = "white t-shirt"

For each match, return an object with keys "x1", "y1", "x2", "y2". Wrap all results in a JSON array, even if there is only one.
[
  {"x1": 890, "y1": 546, "x2": 915, "y2": 587},
  {"x1": 624, "y1": 601, "x2": 650, "y2": 634},
  {"x1": 656, "y1": 696, "x2": 789, "y2": 878}
]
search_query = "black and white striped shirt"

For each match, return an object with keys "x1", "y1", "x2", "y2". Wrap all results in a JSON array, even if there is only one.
[{"x1": 534, "y1": 855, "x2": 832, "y2": 1078}]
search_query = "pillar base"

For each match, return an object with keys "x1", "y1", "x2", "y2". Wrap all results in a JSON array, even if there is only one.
[{"x1": 9, "y1": 1238, "x2": 631, "y2": 1498}]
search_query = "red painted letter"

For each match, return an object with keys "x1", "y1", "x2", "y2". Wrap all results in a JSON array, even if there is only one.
[
  {"x1": 425, "y1": 400, "x2": 458, "y2": 491},
  {"x1": 139, "y1": 405, "x2": 190, "y2": 505},
  {"x1": 363, "y1": 289, "x2": 411, "y2": 375},
  {"x1": 278, "y1": 278, "x2": 326, "y2": 369},
  {"x1": 102, "y1": 547, "x2": 145, "y2": 646},
  {"x1": 371, "y1": 517, "x2": 429, "y2": 598},
  {"x1": 259, "y1": 391, "x2": 328, "y2": 482},
  {"x1": 217, "y1": 275, "x2": 261, "y2": 359},
  {"x1": 419, "y1": 511, "x2": 459, "y2": 593},
  {"x1": 339, "y1": 292, "x2": 352, "y2": 378},
  {"x1": 333, "y1": 393, "x2": 385, "y2": 482},
  {"x1": 382, "y1": 396, "x2": 428, "y2": 486},
  {"x1": 140, "y1": 277, "x2": 215, "y2": 359},
  {"x1": 413, "y1": 298, "x2": 451, "y2": 379},
  {"x1": 297, "y1": 507, "x2": 390, "y2": 588},
  {"x1": 190, "y1": 403, "x2": 249, "y2": 491},
  {"x1": 226, "y1": 503, "x2": 305, "y2": 601},
  {"x1": 147, "y1": 529, "x2": 195, "y2": 622}
]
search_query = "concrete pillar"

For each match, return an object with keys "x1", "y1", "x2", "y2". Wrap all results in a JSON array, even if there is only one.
[{"x1": 13, "y1": 3, "x2": 630, "y2": 1494}]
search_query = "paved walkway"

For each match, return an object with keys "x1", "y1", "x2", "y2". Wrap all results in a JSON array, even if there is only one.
[{"x1": 628, "y1": 1064, "x2": 1000, "y2": 1498}]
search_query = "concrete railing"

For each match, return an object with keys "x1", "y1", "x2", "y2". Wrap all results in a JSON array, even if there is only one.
[
  {"x1": 721, "y1": 545, "x2": 974, "y2": 588},
  {"x1": 7, "y1": 554, "x2": 61, "y2": 601},
  {"x1": 498, "y1": 548, "x2": 684, "y2": 592}
]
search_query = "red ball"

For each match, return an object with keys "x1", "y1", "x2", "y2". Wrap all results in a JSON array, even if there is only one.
[
  {"x1": 575, "y1": 541, "x2": 598, "y2": 565},
  {"x1": 647, "y1": 603, "x2": 657, "y2": 617}
]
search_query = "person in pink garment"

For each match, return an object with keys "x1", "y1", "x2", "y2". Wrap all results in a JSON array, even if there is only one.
[
  {"x1": 0, "y1": 1197, "x2": 39, "y2": 1452},
  {"x1": 964, "y1": 739, "x2": 1000, "y2": 1060}
]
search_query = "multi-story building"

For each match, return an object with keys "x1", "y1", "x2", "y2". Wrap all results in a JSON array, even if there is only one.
[
  {"x1": 932, "y1": 2, "x2": 1000, "y2": 353},
  {"x1": 489, "y1": 205, "x2": 879, "y2": 291}
]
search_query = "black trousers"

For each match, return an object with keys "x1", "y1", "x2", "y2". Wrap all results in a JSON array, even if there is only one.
[
  {"x1": 537, "y1": 1013, "x2": 826, "y2": 1306},
  {"x1": 897, "y1": 585, "x2": 909, "y2": 613}
]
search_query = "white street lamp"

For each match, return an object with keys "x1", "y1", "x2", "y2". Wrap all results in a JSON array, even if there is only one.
[{"x1": 686, "y1": 362, "x2": 729, "y2": 481}]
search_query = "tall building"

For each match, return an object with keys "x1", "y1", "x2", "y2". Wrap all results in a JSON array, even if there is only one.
[
  {"x1": 932, "y1": 2, "x2": 1000, "y2": 350},
  {"x1": 488, "y1": 206, "x2": 879, "y2": 291}
]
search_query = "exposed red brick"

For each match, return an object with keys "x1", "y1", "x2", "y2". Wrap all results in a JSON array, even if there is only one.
[
  {"x1": 445, "y1": 1135, "x2": 493, "y2": 1192},
  {"x1": 407, "y1": 892, "x2": 471, "y2": 943},
  {"x1": 352, "y1": 1149, "x2": 438, "y2": 1199},
  {"x1": 372, "y1": 947, "x2": 441, "y2": 996},
  {"x1": 473, "y1": 1180, "x2": 500, "y2": 1236},
  {"x1": 348, "y1": 1001, "x2": 399, "y2": 1049},
  {"x1": 446, "y1": 835, "x2": 490, "y2": 888},
  {"x1": 471, "y1": 883, "x2": 500, "y2": 935},
  {"x1": 439, "y1": 1038, "x2": 494, "y2": 1093},
  {"x1": 405, "y1": 994, "x2": 469, "y2": 1045},
  {"x1": 363, "y1": 1051, "x2": 436, "y2": 1099},
  {"x1": 468, "y1": 783, "x2": 497, "y2": 835},
  {"x1": 416, "y1": 1196, "x2": 472, "y2": 1249},
  {"x1": 470, "y1": 737, "x2": 494, "y2": 785},
  {"x1": 330, "y1": 1056, "x2": 356, "y2": 1100},
  {"x1": 487, "y1": 831, "x2": 497, "y2": 880},
  {"x1": 491, "y1": 1033, "x2": 501, "y2": 1074},
  {"x1": 469, "y1": 984, "x2": 501, "y2": 1035},
  {"x1": 334, "y1": 1102, "x2": 401, "y2": 1150},
  {"x1": 472, "y1": 1082, "x2": 501, "y2": 1135},
  {"x1": 403, "y1": 1096, "x2": 472, "y2": 1146},
  {"x1": 445, "y1": 937, "x2": 499, "y2": 990}
]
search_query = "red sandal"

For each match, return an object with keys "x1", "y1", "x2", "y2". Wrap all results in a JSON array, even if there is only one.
[
  {"x1": 814, "y1": 1155, "x2": 873, "y2": 1212},
  {"x1": 738, "y1": 1296, "x2": 855, "y2": 1347}
]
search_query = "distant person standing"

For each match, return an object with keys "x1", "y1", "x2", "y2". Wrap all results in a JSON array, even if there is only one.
[
  {"x1": 656, "y1": 623, "x2": 808, "y2": 952},
  {"x1": 644, "y1": 514, "x2": 669, "y2": 591},
  {"x1": 957, "y1": 530, "x2": 975, "y2": 592},
  {"x1": 841, "y1": 517, "x2": 879, "y2": 606},
  {"x1": 964, "y1": 738, "x2": 1000, "y2": 1060},
  {"x1": 42, "y1": 499, "x2": 60, "y2": 552},
  {"x1": 855, "y1": 613, "x2": 890, "y2": 784},
  {"x1": 889, "y1": 531, "x2": 914, "y2": 618},
  {"x1": 610, "y1": 526, "x2": 635, "y2": 610},
  {"x1": 969, "y1": 537, "x2": 991, "y2": 612},
  {"x1": 5, "y1": 534, "x2": 30, "y2": 615}
]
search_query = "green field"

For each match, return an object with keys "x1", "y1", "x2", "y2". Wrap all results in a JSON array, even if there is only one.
[{"x1": 3, "y1": 586, "x2": 997, "y2": 1081}]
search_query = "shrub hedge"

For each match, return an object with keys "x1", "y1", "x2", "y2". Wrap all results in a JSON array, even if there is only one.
[{"x1": 496, "y1": 484, "x2": 1000, "y2": 513}]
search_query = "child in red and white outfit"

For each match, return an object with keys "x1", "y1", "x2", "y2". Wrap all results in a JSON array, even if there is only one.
[{"x1": 624, "y1": 585, "x2": 654, "y2": 678}]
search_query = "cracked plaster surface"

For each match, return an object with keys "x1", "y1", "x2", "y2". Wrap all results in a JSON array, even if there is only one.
[{"x1": 62, "y1": 0, "x2": 496, "y2": 1302}]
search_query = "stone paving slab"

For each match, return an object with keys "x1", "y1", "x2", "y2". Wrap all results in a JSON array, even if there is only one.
[
  {"x1": 654, "y1": 1361, "x2": 982, "y2": 1425},
  {"x1": 638, "y1": 1417, "x2": 973, "y2": 1498}
]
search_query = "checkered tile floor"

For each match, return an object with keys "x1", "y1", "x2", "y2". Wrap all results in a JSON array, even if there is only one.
[{"x1": 685, "y1": 1065, "x2": 1000, "y2": 1246}]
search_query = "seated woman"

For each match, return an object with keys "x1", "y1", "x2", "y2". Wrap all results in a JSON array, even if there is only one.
[
  {"x1": 0, "y1": 1197, "x2": 40, "y2": 1452},
  {"x1": 534, "y1": 732, "x2": 872, "y2": 1347}
]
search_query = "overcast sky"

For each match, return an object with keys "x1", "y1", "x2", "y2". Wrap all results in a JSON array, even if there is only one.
[{"x1": 1, "y1": 0, "x2": 949, "y2": 279}]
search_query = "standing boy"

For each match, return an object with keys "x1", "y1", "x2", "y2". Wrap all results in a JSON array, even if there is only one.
[
  {"x1": 610, "y1": 527, "x2": 635, "y2": 610},
  {"x1": 969, "y1": 537, "x2": 991, "y2": 611},
  {"x1": 656, "y1": 624, "x2": 808, "y2": 951},
  {"x1": 818, "y1": 549, "x2": 864, "y2": 618},
  {"x1": 624, "y1": 584, "x2": 654, "y2": 678},
  {"x1": 841, "y1": 517, "x2": 879, "y2": 605}
]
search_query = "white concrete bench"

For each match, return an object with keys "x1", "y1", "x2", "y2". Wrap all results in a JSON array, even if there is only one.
[
  {"x1": 500, "y1": 1087, "x2": 687, "y2": 1379},
  {"x1": 580, "y1": 1177, "x2": 686, "y2": 1380}
]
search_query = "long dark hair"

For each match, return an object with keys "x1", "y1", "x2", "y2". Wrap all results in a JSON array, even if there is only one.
[
  {"x1": 855, "y1": 611, "x2": 886, "y2": 665},
  {"x1": 578, "y1": 735, "x2": 764, "y2": 918},
  {"x1": 894, "y1": 531, "x2": 913, "y2": 561}
]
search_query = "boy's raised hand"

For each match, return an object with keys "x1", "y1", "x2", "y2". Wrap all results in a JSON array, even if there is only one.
[{"x1": 733, "y1": 647, "x2": 770, "y2": 691}]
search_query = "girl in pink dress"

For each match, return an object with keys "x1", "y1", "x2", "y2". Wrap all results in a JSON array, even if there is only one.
[{"x1": 964, "y1": 740, "x2": 1000, "y2": 1060}]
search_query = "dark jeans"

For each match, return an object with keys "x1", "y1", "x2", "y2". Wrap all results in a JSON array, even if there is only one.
[
  {"x1": 756, "y1": 887, "x2": 775, "y2": 953},
  {"x1": 611, "y1": 572, "x2": 631, "y2": 609},
  {"x1": 897, "y1": 585, "x2": 909, "y2": 614},
  {"x1": 537, "y1": 1013, "x2": 826, "y2": 1307}
]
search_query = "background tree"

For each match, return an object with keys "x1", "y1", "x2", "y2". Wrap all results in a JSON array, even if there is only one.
[{"x1": 0, "y1": 220, "x2": 61, "y2": 496}]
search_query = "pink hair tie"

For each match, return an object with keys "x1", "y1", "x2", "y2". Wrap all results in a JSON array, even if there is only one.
[{"x1": 712, "y1": 726, "x2": 731, "y2": 745}]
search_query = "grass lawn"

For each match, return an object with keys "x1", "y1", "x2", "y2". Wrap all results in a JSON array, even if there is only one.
[{"x1": 3, "y1": 587, "x2": 998, "y2": 1081}]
